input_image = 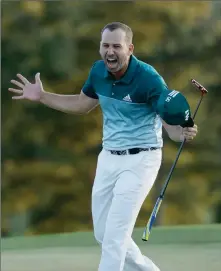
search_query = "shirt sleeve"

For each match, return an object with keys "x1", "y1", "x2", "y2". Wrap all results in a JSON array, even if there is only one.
[
  {"x1": 146, "y1": 74, "x2": 169, "y2": 111},
  {"x1": 82, "y1": 63, "x2": 98, "y2": 100}
]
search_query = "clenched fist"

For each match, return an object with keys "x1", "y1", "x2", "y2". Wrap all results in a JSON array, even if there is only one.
[{"x1": 182, "y1": 124, "x2": 198, "y2": 141}]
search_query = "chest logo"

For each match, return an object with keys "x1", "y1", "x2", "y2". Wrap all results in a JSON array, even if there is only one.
[{"x1": 123, "y1": 94, "x2": 132, "y2": 102}]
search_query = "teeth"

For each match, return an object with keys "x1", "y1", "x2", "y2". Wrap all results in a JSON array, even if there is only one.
[{"x1": 107, "y1": 58, "x2": 116, "y2": 61}]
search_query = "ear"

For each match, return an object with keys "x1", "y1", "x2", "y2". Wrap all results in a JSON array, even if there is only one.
[
  {"x1": 99, "y1": 41, "x2": 102, "y2": 55},
  {"x1": 129, "y1": 44, "x2": 134, "y2": 55}
]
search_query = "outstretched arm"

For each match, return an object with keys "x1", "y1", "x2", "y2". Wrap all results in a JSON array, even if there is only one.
[
  {"x1": 9, "y1": 73, "x2": 99, "y2": 114},
  {"x1": 40, "y1": 90, "x2": 99, "y2": 114}
]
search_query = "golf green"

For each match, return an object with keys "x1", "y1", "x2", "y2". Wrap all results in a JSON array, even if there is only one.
[{"x1": 2, "y1": 225, "x2": 221, "y2": 271}]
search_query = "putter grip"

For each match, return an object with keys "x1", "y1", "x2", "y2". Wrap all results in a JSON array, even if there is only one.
[{"x1": 181, "y1": 117, "x2": 194, "y2": 128}]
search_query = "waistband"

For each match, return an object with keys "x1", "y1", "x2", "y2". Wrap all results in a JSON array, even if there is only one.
[{"x1": 107, "y1": 147, "x2": 161, "y2": 155}]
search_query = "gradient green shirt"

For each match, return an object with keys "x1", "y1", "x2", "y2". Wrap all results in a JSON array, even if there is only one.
[{"x1": 82, "y1": 55, "x2": 168, "y2": 150}]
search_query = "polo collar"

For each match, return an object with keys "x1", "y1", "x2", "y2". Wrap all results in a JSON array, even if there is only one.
[{"x1": 104, "y1": 55, "x2": 138, "y2": 84}]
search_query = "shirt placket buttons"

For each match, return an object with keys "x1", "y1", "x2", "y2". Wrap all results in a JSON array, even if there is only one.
[{"x1": 112, "y1": 83, "x2": 115, "y2": 95}]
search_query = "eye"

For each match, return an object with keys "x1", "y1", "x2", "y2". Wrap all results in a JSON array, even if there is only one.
[
  {"x1": 114, "y1": 45, "x2": 121, "y2": 48},
  {"x1": 103, "y1": 44, "x2": 109, "y2": 48}
]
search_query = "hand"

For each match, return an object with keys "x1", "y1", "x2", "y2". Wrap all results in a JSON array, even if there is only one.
[
  {"x1": 9, "y1": 73, "x2": 44, "y2": 102},
  {"x1": 182, "y1": 124, "x2": 198, "y2": 142}
]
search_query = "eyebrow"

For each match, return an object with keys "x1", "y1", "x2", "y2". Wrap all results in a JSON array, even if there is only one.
[{"x1": 102, "y1": 43, "x2": 122, "y2": 46}]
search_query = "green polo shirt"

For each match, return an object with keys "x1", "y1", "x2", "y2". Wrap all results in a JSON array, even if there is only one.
[{"x1": 82, "y1": 55, "x2": 168, "y2": 150}]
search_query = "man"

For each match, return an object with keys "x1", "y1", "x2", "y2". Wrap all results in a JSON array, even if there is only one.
[{"x1": 9, "y1": 22, "x2": 197, "y2": 271}]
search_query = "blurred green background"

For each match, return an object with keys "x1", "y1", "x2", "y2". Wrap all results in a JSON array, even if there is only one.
[{"x1": 2, "y1": 1, "x2": 221, "y2": 238}]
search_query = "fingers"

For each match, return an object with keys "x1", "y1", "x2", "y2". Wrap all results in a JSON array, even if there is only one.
[
  {"x1": 183, "y1": 132, "x2": 197, "y2": 140},
  {"x1": 183, "y1": 124, "x2": 198, "y2": 142},
  {"x1": 10, "y1": 79, "x2": 24, "y2": 89},
  {"x1": 12, "y1": 95, "x2": 25, "y2": 100},
  {"x1": 17, "y1": 74, "x2": 30, "y2": 85},
  {"x1": 8, "y1": 88, "x2": 23, "y2": 94},
  {"x1": 185, "y1": 136, "x2": 194, "y2": 142},
  {"x1": 9, "y1": 87, "x2": 24, "y2": 99},
  {"x1": 183, "y1": 125, "x2": 198, "y2": 132},
  {"x1": 183, "y1": 125, "x2": 198, "y2": 136},
  {"x1": 35, "y1": 72, "x2": 41, "y2": 83},
  {"x1": 183, "y1": 130, "x2": 197, "y2": 136}
]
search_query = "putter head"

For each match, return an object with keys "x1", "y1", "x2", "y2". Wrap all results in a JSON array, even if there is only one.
[{"x1": 191, "y1": 79, "x2": 208, "y2": 94}]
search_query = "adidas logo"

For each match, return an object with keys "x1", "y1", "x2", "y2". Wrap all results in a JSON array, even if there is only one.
[
  {"x1": 168, "y1": 90, "x2": 179, "y2": 98},
  {"x1": 165, "y1": 90, "x2": 180, "y2": 102},
  {"x1": 123, "y1": 94, "x2": 132, "y2": 102}
]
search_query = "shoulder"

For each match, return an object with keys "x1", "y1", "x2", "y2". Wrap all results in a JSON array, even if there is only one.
[
  {"x1": 90, "y1": 60, "x2": 105, "y2": 73},
  {"x1": 136, "y1": 58, "x2": 167, "y2": 87},
  {"x1": 136, "y1": 59, "x2": 160, "y2": 78}
]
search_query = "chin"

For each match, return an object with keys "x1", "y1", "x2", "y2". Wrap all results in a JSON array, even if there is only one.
[
  {"x1": 106, "y1": 66, "x2": 119, "y2": 73},
  {"x1": 110, "y1": 68, "x2": 120, "y2": 73}
]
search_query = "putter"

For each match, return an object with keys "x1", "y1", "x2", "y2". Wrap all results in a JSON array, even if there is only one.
[{"x1": 142, "y1": 79, "x2": 208, "y2": 241}]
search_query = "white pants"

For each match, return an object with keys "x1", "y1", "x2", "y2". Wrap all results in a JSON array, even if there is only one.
[{"x1": 92, "y1": 148, "x2": 162, "y2": 271}]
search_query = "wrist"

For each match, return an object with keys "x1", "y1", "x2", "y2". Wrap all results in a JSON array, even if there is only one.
[
  {"x1": 39, "y1": 90, "x2": 46, "y2": 103},
  {"x1": 168, "y1": 126, "x2": 184, "y2": 142}
]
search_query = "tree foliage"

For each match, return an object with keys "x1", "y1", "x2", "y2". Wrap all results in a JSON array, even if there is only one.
[{"x1": 2, "y1": 1, "x2": 221, "y2": 236}]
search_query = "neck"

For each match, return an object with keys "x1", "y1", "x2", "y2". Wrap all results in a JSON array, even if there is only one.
[{"x1": 112, "y1": 60, "x2": 130, "y2": 80}]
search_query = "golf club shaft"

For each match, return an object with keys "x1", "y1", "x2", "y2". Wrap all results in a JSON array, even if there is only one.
[
  {"x1": 160, "y1": 92, "x2": 204, "y2": 198},
  {"x1": 142, "y1": 80, "x2": 208, "y2": 241}
]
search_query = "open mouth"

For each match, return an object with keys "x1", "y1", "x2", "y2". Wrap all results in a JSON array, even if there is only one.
[{"x1": 106, "y1": 58, "x2": 118, "y2": 68}]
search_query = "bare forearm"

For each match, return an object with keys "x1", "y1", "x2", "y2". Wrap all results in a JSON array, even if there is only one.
[
  {"x1": 162, "y1": 120, "x2": 184, "y2": 142},
  {"x1": 40, "y1": 91, "x2": 83, "y2": 114},
  {"x1": 9, "y1": 73, "x2": 98, "y2": 114},
  {"x1": 166, "y1": 125, "x2": 184, "y2": 142}
]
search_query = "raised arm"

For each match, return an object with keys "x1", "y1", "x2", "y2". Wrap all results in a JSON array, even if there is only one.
[{"x1": 8, "y1": 73, "x2": 99, "y2": 114}]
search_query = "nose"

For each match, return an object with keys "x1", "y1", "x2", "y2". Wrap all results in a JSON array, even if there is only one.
[{"x1": 107, "y1": 47, "x2": 114, "y2": 55}]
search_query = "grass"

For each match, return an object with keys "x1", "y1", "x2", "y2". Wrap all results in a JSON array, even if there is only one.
[
  {"x1": 2, "y1": 225, "x2": 221, "y2": 271},
  {"x1": 2, "y1": 243, "x2": 221, "y2": 271}
]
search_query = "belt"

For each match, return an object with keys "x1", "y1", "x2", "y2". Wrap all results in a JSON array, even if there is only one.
[{"x1": 109, "y1": 147, "x2": 160, "y2": 155}]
